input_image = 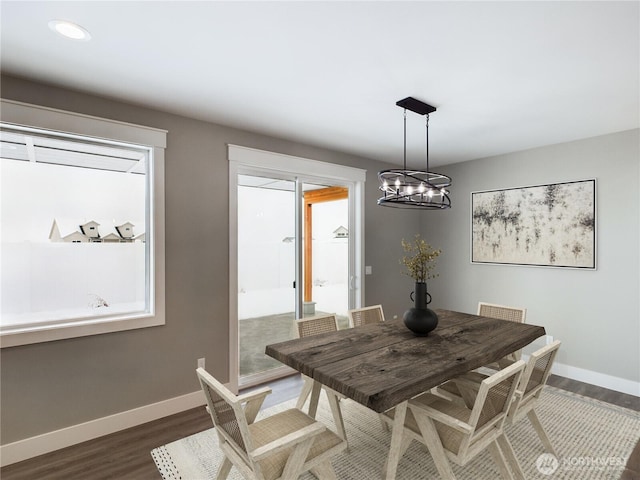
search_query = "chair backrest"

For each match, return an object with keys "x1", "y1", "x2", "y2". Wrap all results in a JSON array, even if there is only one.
[
  {"x1": 511, "y1": 340, "x2": 561, "y2": 416},
  {"x1": 296, "y1": 314, "x2": 338, "y2": 338},
  {"x1": 348, "y1": 304, "x2": 385, "y2": 327},
  {"x1": 467, "y1": 360, "x2": 525, "y2": 445},
  {"x1": 196, "y1": 367, "x2": 251, "y2": 461},
  {"x1": 477, "y1": 302, "x2": 526, "y2": 323}
]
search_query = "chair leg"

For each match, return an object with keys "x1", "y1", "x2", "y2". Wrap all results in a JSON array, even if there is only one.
[
  {"x1": 412, "y1": 411, "x2": 457, "y2": 479},
  {"x1": 215, "y1": 456, "x2": 233, "y2": 480},
  {"x1": 281, "y1": 437, "x2": 315, "y2": 480},
  {"x1": 310, "y1": 460, "x2": 338, "y2": 480},
  {"x1": 488, "y1": 440, "x2": 514, "y2": 480},
  {"x1": 296, "y1": 376, "x2": 313, "y2": 409},
  {"x1": 496, "y1": 434, "x2": 525, "y2": 480},
  {"x1": 527, "y1": 409, "x2": 557, "y2": 456}
]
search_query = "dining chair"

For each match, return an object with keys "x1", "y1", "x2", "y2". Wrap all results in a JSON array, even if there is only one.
[
  {"x1": 295, "y1": 315, "x2": 339, "y2": 410},
  {"x1": 295, "y1": 314, "x2": 339, "y2": 339},
  {"x1": 294, "y1": 314, "x2": 348, "y2": 445},
  {"x1": 382, "y1": 360, "x2": 526, "y2": 479},
  {"x1": 345, "y1": 304, "x2": 393, "y2": 432},
  {"x1": 197, "y1": 367, "x2": 347, "y2": 480},
  {"x1": 435, "y1": 340, "x2": 562, "y2": 456},
  {"x1": 347, "y1": 304, "x2": 385, "y2": 327},
  {"x1": 478, "y1": 302, "x2": 527, "y2": 368}
]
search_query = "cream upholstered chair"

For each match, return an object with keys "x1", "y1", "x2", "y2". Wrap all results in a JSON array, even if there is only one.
[
  {"x1": 347, "y1": 304, "x2": 385, "y2": 327},
  {"x1": 435, "y1": 340, "x2": 562, "y2": 456},
  {"x1": 197, "y1": 367, "x2": 346, "y2": 480},
  {"x1": 383, "y1": 361, "x2": 526, "y2": 479},
  {"x1": 478, "y1": 302, "x2": 527, "y2": 367}
]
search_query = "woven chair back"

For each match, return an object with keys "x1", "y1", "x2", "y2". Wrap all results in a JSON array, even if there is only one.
[
  {"x1": 348, "y1": 305, "x2": 385, "y2": 327},
  {"x1": 296, "y1": 314, "x2": 338, "y2": 338},
  {"x1": 471, "y1": 360, "x2": 525, "y2": 431},
  {"x1": 197, "y1": 370, "x2": 247, "y2": 455},
  {"x1": 521, "y1": 340, "x2": 561, "y2": 398},
  {"x1": 478, "y1": 302, "x2": 526, "y2": 323}
]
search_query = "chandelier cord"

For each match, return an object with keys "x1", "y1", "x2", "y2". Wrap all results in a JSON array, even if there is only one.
[
  {"x1": 425, "y1": 113, "x2": 430, "y2": 175},
  {"x1": 403, "y1": 109, "x2": 407, "y2": 172}
]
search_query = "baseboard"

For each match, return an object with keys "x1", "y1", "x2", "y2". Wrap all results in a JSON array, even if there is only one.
[
  {"x1": 2, "y1": 361, "x2": 638, "y2": 468},
  {"x1": 522, "y1": 336, "x2": 639, "y2": 397},
  {"x1": 0, "y1": 389, "x2": 206, "y2": 467},
  {"x1": 551, "y1": 361, "x2": 640, "y2": 397}
]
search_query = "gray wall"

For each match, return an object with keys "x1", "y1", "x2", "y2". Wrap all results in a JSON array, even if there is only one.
[
  {"x1": 0, "y1": 75, "x2": 418, "y2": 443},
  {"x1": 2, "y1": 74, "x2": 637, "y2": 445},
  {"x1": 425, "y1": 130, "x2": 640, "y2": 383}
]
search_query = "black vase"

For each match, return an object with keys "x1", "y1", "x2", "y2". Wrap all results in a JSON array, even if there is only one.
[{"x1": 403, "y1": 282, "x2": 439, "y2": 336}]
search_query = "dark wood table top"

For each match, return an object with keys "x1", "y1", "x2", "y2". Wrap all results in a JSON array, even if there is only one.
[{"x1": 266, "y1": 309, "x2": 545, "y2": 412}]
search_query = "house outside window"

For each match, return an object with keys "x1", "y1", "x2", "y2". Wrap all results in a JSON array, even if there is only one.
[{"x1": 0, "y1": 99, "x2": 166, "y2": 347}]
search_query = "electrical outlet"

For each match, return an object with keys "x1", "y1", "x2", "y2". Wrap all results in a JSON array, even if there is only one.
[{"x1": 197, "y1": 357, "x2": 205, "y2": 369}]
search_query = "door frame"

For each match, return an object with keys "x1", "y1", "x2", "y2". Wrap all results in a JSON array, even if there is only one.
[{"x1": 228, "y1": 144, "x2": 366, "y2": 391}]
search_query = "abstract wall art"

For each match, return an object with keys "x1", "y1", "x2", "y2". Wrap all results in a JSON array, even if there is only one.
[{"x1": 471, "y1": 179, "x2": 596, "y2": 268}]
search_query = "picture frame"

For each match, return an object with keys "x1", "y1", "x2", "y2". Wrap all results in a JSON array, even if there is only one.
[{"x1": 471, "y1": 179, "x2": 596, "y2": 269}]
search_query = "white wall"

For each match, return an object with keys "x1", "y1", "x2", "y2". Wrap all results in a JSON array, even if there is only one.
[{"x1": 424, "y1": 129, "x2": 639, "y2": 392}]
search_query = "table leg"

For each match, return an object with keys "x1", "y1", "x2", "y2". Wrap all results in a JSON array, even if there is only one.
[
  {"x1": 385, "y1": 401, "x2": 408, "y2": 479},
  {"x1": 307, "y1": 380, "x2": 322, "y2": 418},
  {"x1": 296, "y1": 375, "x2": 313, "y2": 409},
  {"x1": 325, "y1": 389, "x2": 349, "y2": 450}
]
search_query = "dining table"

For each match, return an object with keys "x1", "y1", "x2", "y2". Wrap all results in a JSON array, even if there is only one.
[{"x1": 265, "y1": 308, "x2": 546, "y2": 478}]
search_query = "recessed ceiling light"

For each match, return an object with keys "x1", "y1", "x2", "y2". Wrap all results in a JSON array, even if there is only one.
[{"x1": 48, "y1": 20, "x2": 91, "y2": 41}]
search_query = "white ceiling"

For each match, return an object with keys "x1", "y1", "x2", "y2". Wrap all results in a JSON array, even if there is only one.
[{"x1": 1, "y1": 1, "x2": 638, "y2": 168}]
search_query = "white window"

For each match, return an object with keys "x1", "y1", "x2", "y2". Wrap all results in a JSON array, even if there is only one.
[{"x1": 0, "y1": 100, "x2": 166, "y2": 347}]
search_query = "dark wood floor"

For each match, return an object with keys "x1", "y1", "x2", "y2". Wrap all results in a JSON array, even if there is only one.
[{"x1": 1, "y1": 373, "x2": 637, "y2": 480}]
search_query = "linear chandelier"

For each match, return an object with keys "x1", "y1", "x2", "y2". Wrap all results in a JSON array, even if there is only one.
[{"x1": 378, "y1": 97, "x2": 452, "y2": 209}]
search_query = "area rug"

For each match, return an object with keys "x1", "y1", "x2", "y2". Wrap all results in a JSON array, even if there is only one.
[{"x1": 152, "y1": 386, "x2": 639, "y2": 479}]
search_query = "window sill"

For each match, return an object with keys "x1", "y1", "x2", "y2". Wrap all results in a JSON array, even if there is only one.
[{"x1": 0, "y1": 310, "x2": 165, "y2": 348}]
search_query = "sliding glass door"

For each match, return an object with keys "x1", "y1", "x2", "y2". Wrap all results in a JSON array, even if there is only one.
[
  {"x1": 236, "y1": 175, "x2": 351, "y2": 385},
  {"x1": 237, "y1": 174, "x2": 297, "y2": 382},
  {"x1": 229, "y1": 145, "x2": 365, "y2": 390}
]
